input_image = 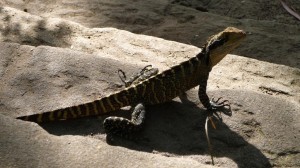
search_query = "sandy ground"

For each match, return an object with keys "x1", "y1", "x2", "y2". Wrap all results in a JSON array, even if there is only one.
[{"x1": 0, "y1": 1, "x2": 300, "y2": 168}]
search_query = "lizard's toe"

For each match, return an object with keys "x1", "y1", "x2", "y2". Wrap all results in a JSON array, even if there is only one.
[{"x1": 210, "y1": 97, "x2": 230, "y2": 109}]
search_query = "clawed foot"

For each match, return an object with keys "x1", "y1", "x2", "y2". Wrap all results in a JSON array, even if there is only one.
[
  {"x1": 118, "y1": 65, "x2": 158, "y2": 87},
  {"x1": 210, "y1": 97, "x2": 230, "y2": 109},
  {"x1": 207, "y1": 97, "x2": 232, "y2": 127},
  {"x1": 205, "y1": 97, "x2": 232, "y2": 165}
]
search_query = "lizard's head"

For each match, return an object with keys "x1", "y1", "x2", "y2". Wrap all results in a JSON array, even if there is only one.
[{"x1": 204, "y1": 27, "x2": 246, "y2": 67}]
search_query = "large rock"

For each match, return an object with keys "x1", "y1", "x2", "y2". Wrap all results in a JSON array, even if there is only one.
[
  {"x1": 1, "y1": 1, "x2": 300, "y2": 68},
  {"x1": 0, "y1": 7, "x2": 299, "y2": 168}
]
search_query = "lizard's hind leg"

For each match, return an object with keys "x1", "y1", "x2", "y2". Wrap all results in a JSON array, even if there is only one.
[
  {"x1": 103, "y1": 103, "x2": 146, "y2": 137},
  {"x1": 103, "y1": 66, "x2": 157, "y2": 138}
]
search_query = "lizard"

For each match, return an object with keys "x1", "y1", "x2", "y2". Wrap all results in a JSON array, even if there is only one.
[{"x1": 16, "y1": 27, "x2": 246, "y2": 137}]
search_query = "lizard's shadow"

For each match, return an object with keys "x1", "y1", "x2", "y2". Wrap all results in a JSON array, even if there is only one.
[
  {"x1": 41, "y1": 100, "x2": 271, "y2": 168},
  {"x1": 137, "y1": 102, "x2": 270, "y2": 167}
]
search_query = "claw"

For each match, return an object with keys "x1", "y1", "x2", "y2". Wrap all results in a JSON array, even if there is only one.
[
  {"x1": 223, "y1": 103, "x2": 230, "y2": 108},
  {"x1": 215, "y1": 97, "x2": 223, "y2": 103},
  {"x1": 210, "y1": 97, "x2": 231, "y2": 109},
  {"x1": 118, "y1": 69, "x2": 127, "y2": 84},
  {"x1": 222, "y1": 100, "x2": 229, "y2": 104},
  {"x1": 219, "y1": 99, "x2": 228, "y2": 104},
  {"x1": 213, "y1": 111, "x2": 223, "y2": 122},
  {"x1": 140, "y1": 65, "x2": 153, "y2": 72},
  {"x1": 218, "y1": 100, "x2": 229, "y2": 106},
  {"x1": 118, "y1": 65, "x2": 157, "y2": 87}
]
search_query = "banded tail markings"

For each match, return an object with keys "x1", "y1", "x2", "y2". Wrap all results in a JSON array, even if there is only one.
[
  {"x1": 92, "y1": 100, "x2": 102, "y2": 115},
  {"x1": 116, "y1": 80, "x2": 144, "y2": 103},
  {"x1": 98, "y1": 99, "x2": 107, "y2": 113},
  {"x1": 33, "y1": 111, "x2": 51, "y2": 122},
  {"x1": 49, "y1": 111, "x2": 55, "y2": 121},
  {"x1": 84, "y1": 104, "x2": 91, "y2": 116},
  {"x1": 69, "y1": 106, "x2": 78, "y2": 118},
  {"x1": 58, "y1": 108, "x2": 73, "y2": 120},
  {"x1": 57, "y1": 109, "x2": 62, "y2": 118},
  {"x1": 37, "y1": 114, "x2": 43, "y2": 123},
  {"x1": 49, "y1": 107, "x2": 74, "y2": 121},
  {"x1": 23, "y1": 116, "x2": 29, "y2": 121},
  {"x1": 113, "y1": 93, "x2": 123, "y2": 107},
  {"x1": 66, "y1": 106, "x2": 79, "y2": 119},
  {"x1": 63, "y1": 110, "x2": 68, "y2": 119},
  {"x1": 89, "y1": 101, "x2": 99, "y2": 115},
  {"x1": 133, "y1": 82, "x2": 148, "y2": 100},
  {"x1": 127, "y1": 84, "x2": 139, "y2": 96},
  {"x1": 124, "y1": 85, "x2": 141, "y2": 103},
  {"x1": 73, "y1": 105, "x2": 81, "y2": 116},
  {"x1": 103, "y1": 96, "x2": 116, "y2": 112},
  {"x1": 118, "y1": 90, "x2": 130, "y2": 106},
  {"x1": 88, "y1": 99, "x2": 105, "y2": 115},
  {"x1": 85, "y1": 102, "x2": 97, "y2": 117},
  {"x1": 105, "y1": 94, "x2": 124, "y2": 112},
  {"x1": 78, "y1": 104, "x2": 87, "y2": 116},
  {"x1": 38, "y1": 110, "x2": 60, "y2": 123}
]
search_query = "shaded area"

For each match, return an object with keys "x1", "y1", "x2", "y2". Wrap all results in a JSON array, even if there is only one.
[
  {"x1": 1, "y1": 115, "x2": 210, "y2": 168},
  {"x1": 38, "y1": 89, "x2": 300, "y2": 167}
]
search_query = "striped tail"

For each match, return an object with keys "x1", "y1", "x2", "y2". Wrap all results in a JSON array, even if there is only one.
[{"x1": 16, "y1": 89, "x2": 133, "y2": 123}]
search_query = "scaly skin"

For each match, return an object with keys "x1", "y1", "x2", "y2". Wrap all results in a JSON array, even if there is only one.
[{"x1": 17, "y1": 27, "x2": 246, "y2": 129}]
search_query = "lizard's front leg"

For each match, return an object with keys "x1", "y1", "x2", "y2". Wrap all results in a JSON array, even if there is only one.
[
  {"x1": 198, "y1": 78, "x2": 229, "y2": 113},
  {"x1": 198, "y1": 78, "x2": 230, "y2": 164}
]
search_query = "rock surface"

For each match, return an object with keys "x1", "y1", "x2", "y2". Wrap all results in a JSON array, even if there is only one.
[
  {"x1": 0, "y1": 3, "x2": 299, "y2": 168},
  {"x1": 1, "y1": 0, "x2": 300, "y2": 68}
]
